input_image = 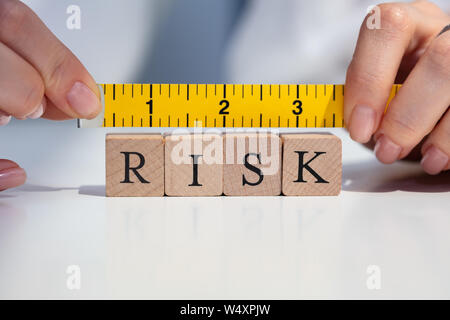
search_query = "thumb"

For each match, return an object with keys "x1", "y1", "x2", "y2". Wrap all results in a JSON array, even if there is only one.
[{"x1": 0, "y1": 160, "x2": 26, "y2": 191}]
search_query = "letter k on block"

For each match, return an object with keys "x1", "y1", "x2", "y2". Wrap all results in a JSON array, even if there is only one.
[{"x1": 281, "y1": 133, "x2": 342, "y2": 196}]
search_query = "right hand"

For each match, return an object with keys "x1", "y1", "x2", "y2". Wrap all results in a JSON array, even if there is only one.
[
  {"x1": 344, "y1": 1, "x2": 450, "y2": 175},
  {"x1": 0, "y1": 0, "x2": 102, "y2": 191}
]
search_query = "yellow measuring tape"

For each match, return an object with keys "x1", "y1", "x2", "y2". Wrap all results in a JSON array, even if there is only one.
[{"x1": 78, "y1": 84, "x2": 401, "y2": 128}]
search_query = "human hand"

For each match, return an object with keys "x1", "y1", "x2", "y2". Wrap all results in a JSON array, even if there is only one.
[
  {"x1": 345, "y1": 0, "x2": 450, "y2": 175},
  {"x1": 0, "y1": 0, "x2": 102, "y2": 191}
]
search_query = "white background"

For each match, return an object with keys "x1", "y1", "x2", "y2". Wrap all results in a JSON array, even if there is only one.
[{"x1": 1, "y1": 123, "x2": 449, "y2": 299}]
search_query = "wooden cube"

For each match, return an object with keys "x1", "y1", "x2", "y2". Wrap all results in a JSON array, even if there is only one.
[
  {"x1": 223, "y1": 133, "x2": 281, "y2": 196},
  {"x1": 165, "y1": 134, "x2": 223, "y2": 196},
  {"x1": 281, "y1": 133, "x2": 341, "y2": 196},
  {"x1": 106, "y1": 134, "x2": 164, "y2": 197}
]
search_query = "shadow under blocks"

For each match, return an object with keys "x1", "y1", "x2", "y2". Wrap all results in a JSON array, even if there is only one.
[{"x1": 105, "y1": 132, "x2": 342, "y2": 197}]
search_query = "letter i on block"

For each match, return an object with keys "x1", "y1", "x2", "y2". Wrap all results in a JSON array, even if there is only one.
[
  {"x1": 106, "y1": 134, "x2": 164, "y2": 197},
  {"x1": 281, "y1": 133, "x2": 342, "y2": 196},
  {"x1": 165, "y1": 134, "x2": 223, "y2": 196}
]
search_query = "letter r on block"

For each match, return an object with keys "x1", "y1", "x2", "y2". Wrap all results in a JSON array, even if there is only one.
[{"x1": 106, "y1": 134, "x2": 164, "y2": 197}]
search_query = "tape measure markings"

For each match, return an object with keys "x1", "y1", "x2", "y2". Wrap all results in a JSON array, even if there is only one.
[{"x1": 82, "y1": 84, "x2": 401, "y2": 128}]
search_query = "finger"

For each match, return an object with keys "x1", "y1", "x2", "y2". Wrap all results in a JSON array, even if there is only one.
[
  {"x1": 0, "y1": 159, "x2": 26, "y2": 191},
  {"x1": 42, "y1": 99, "x2": 73, "y2": 121},
  {"x1": 26, "y1": 96, "x2": 46, "y2": 119},
  {"x1": 0, "y1": 0, "x2": 101, "y2": 119},
  {"x1": 374, "y1": 31, "x2": 450, "y2": 164},
  {"x1": 0, "y1": 42, "x2": 45, "y2": 118},
  {"x1": 345, "y1": 3, "x2": 415, "y2": 143},
  {"x1": 0, "y1": 110, "x2": 12, "y2": 126},
  {"x1": 15, "y1": 96, "x2": 47, "y2": 121},
  {"x1": 0, "y1": 159, "x2": 20, "y2": 171},
  {"x1": 396, "y1": 1, "x2": 450, "y2": 82},
  {"x1": 420, "y1": 109, "x2": 450, "y2": 175}
]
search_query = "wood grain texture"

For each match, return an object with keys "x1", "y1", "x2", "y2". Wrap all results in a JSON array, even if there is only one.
[
  {"x1": 281, "y1": 133, "x2": 341, "y2": 196},
  {"x1": 223, "y1": 133, "x2": 281, "y2": 196},
  {"x1": 106, "y1": 134, "x2": 164, "y2": 197},
  {"x1": 165, "y1": 134, "x2": 223, "y2": 196}
]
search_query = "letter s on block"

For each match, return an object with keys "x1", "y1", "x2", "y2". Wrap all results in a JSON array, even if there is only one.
[{"x1": 242, "y1": 153, "x2": 264, "y2": 186}]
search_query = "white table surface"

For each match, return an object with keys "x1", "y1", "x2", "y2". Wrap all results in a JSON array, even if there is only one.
[{"x1": 0, "y1": 120, "x2": 449, "y2": 299}]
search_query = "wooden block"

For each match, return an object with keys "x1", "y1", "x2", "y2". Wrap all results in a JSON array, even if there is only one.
[
  {"x1": 106, "y1": 134, "x2": 164, "y2": 197},
  {"x1": 223, "y1": 133, "x2": 281, "y2": 196},
  {"x1": 165, "y1": 134, "x2": 223, "y2": 196},
  {"x1": 281, "y1": 133, "x2": 342, "y2": 196}
]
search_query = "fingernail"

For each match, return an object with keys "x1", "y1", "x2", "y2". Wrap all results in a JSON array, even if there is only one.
[
  {"x1": 374, "y1": 134, "x2": 402, "y2": 164},
  {"x1": 421, "y1": 146, "x2": 449, "y2": 175},
  {"x1": 27, "y1": 101, "x2": 46, "y2": 119},
  {"x1": 0, "y1": 115, "x2": 11, "y2": 126},
  {"x1": 349, "y1": 105, "x2": 376, "y2": 143},
  {"x1": 0, "y1": 167, "x2": 26, "y2": 191},
  {"x1": 66, "y1": 81, "x2": 101, "y2": 118}
]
